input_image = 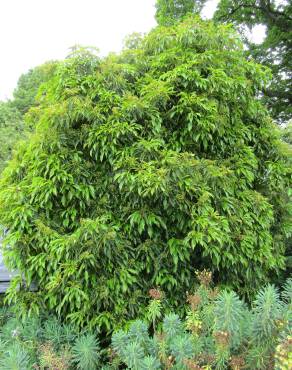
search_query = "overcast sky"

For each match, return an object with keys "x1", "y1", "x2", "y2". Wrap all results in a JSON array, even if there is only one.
[{"x1": 0, "y1": 0, "x2": 265, "y2": 100}]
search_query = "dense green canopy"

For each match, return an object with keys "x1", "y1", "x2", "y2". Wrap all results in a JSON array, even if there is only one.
[
  {"x1": 0, "y1": 62, "x2": 59, "y2": 173},
  {"x1": 155, "y1": 0, "x2": 207, "y2": 25},
  {"x1": 0, "y1": 102, "x2": 23, "y2": 173},
  {"x1": 155, "y1": 0, "x2": 292, "y2": 122},
  {"x1": 11, "y1": 61, "x2": 59, "y2": 115},
  {"x1": 0, "y1": 17, "x2": 290, "y2": 329}
]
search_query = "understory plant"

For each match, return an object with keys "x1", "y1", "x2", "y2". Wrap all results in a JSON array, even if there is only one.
[
  {"x1": 0, "y1": 14, "x2": 290, "y2": 329},
  {"x1": 111, "y1": 273, "x2": 292, "y2": 370},
  {"x1": 0, "y1": 274, "x2": 290, "y2": 369},
  {"x1": 0, "y1": 309, "x2": 103, "y2": 370}
]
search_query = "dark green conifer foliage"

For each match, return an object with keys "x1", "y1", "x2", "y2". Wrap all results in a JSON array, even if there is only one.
[{"x1": 0, "y1": 17, "x2": 290, "y2": 329}]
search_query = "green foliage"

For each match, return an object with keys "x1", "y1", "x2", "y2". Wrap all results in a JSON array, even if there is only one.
[
  {"x1": 0, "y1": 16, "x2": 291, "y2": 330},
  {"x1": 0, "y1": 102, "x2": 24, "y2": 173},
  {"x1": 214, "y1": 0, "x2": 292, "y2": 122},
  {"x1": 0, "y1": 61, "x2": 58, "y2": 173},
  {"x1": 111, "y1": 278, "x2": 291, "y2": 369},
  {"x1": 0, "y1": 311, "x2": 104, "y2": 369},
  {"x1": 0, "y1": 277, "x2": 290, "y2": 369},
  {"x1": 155, "y1": 0, "x2": 207, "y2": 26},
  {"x1": 282, "y1": 121, "x2": 292, "y2": 145},
  {"x1": 156, "y1": 0, "x2": 292, "y2": 122},
  {"x1": 72, "y1": 334, "x2": 100, "y2": 370},
  {"x1": 0, "y1": 343, "x2": 31, "y2": 370},
  {"x1": 11, "y1": 61, "x2": 59, "y2": 115}
]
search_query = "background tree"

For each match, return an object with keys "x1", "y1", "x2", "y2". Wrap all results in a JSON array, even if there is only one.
[
  {"x1": 0, "y1": 61, "x2": 59, "y2": 174},
  {"x1": 281, "y1": 121, "x2": 292, "y2": 145},
  {"x1": 155, "y1": 0, "x2": 292, "y2": 122},
  {"x1": 0, "y1": 102, "x2": 23, "y2": 173},
  {"x1": 155, "y1": 0, "x2": 207, "y2": 25},
  {"x1": 11, "y1": 61, "x2": 59, "y2": 115},
  {"x1": 214, "y1": 0, "x2": 292, "y2": 122}
]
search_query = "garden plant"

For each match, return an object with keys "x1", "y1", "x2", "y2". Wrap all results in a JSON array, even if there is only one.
[{"x1": 0, "y1": 15, "x2": 290, "y2": 332}]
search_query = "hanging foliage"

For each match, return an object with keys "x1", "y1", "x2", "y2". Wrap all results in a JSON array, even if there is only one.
[{"x1": 0, "y1": 16, "x2": 290, "y2": 330}]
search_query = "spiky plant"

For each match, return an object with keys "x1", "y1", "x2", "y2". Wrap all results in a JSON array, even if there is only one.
[
  {"x1": 168, "y1": 334, "x2": 194, "y2": 365},
  {"x1": 147, "y1": 298, "x2": 163, "y2": 332},
  {"x1": 41, "y1": 316, "x2": 65, "y2": 347},
  {"x1": 122, "y1": 341, "x2": 145, "y2": 369},
  {"x1": 140, "y1": 355, "x2": 161, "y2": 369},
  {"x1": 128, "y1": 320, "x2": 149, "y2": 344},
  {"x1": 214, "y1": 290, "x2": 246, "y2": 349},
  {"x1": 281, "y1": 278, "x2": 292, "y2": 304},
  {"x1": 110, "y1": 278, "x2": 292, "y2": 369},
  {"x1": 111, "y1": 329, "x2": 129, "y2": 358},
  {"x1": 72, "y1": 334, "x2": 100, "y2": 370},
  {"x1": 0, "y1": 343, "x2": 31, "y2": 370},
  {"x1": 41, "y1": 316, "x2": 77, "y2": 349},
  {"x1": 0, "y1": 317, "x2": 23, "y2": 342},
  {"x1": 252, "y1": 285, "x2": 283, "y2": 342},
  {"x1": 245, "y1": 342, "x2": 273, "y2": 370},
  {"x1": 20, "y1": 315, "x2": 41, "y2": 346},
  {"x1": 162, "y1": 313, "x2": 183, "y2": 337}
]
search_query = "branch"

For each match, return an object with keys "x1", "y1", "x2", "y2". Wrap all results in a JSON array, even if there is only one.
[
  {"x1": 216, "y1": 1, "x2": 292, "y2": 25},
  {"x1": 263, "y1": 88, "x2": 292, "y2": 104}
]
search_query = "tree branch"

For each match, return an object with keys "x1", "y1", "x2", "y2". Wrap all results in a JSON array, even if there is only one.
[{"x1": 216, "y1": 1, "x2": 292, "y2": 25}]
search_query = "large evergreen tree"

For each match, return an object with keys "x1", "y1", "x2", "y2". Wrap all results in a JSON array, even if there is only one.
[{"x1": 0, "y1": 17, "x2": 290, "y2": 330}]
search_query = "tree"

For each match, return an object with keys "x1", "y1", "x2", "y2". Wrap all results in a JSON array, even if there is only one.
[
  {"x1": 0, "y1": 102, "x2": 23, "y2": 173},
  {"x1": 213, "y1": 0, "x2": 292, "y2": 122},
  {"x1": 0, "y1": 17, "x2": 290, "y2": 330},
  {"x1": 282, "y1": 121, "x2": 292, "y2": 145},
  {"x1": 11, "y1": 61, "x2": 59, "y2": 115},
  {"x1": 155, "y1": 0, "x2": 207, "y2": 25},
  {"x1": 0, "y1": 61, "x2": 59, "y2": 174}
]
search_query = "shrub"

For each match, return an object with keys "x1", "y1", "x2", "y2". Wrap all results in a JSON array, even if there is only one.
[
  {"x1": 0, "y1": 311, "x2": 102, "y2": 369},
  {"x1": 0, "y1": 16, "x2": 290, "y2": 329},
  {"x1": 0, "y1": 343, "x2": 31, "y2": 370},
  {"x1": 72, "y1": 334, "x2": 100, "y2": 370},
  {"x1": 0, "y1": 275, "x2": 290, "y2": 369},
  {"x1": 110, "y1": 277, "x2": 292, "y2": 370}
]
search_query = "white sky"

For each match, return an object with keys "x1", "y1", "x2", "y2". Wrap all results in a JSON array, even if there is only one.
[{"x1": 0, "y1": 0, "x2": 265, "y2": 100}]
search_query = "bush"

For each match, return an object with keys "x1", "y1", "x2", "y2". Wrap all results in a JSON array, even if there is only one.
[
  {"x1": 110, "y1": 276, "x2": 292, "y2": 370},
  {"x1": 0, "y1": 310, "x2": 102, "y2": 369},
  {"x1": 0, "y1": 276, "x2": 290, "y2": 369},
  {"x1": 0, "y1": 16, "x2": 290, "y2": 329}
]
